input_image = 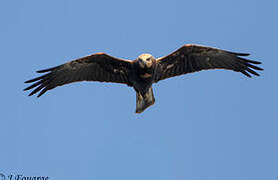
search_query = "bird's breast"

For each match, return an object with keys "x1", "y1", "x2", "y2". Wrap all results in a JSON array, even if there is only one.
[{"x1": 140, "y1": 73, "x2": 152, "y2": 78}]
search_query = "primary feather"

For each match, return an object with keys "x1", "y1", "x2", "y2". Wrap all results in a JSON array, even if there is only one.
[
  {"x1": 24, "y1": 44, "x2": 263, "y2": 113},
  {"x1": 24, "y1": 53, "x2": 132, "y2": 97},
  {"x1": 155, "y1": 44, "x2": 263, "y2": 82}
]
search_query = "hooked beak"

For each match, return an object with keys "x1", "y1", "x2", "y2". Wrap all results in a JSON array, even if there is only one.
[{"x1": 138, "y1": 59, "x2": 145, "y2": 68}]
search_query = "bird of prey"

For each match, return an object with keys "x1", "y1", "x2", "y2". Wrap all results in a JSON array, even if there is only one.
[{"x1": 24, "y1": 44, "x2": 263, "y2": 113}]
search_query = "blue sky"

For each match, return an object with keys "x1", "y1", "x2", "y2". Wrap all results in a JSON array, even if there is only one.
[{"x1": 1, "y1": 0, "x2": 277, "y2": 179}]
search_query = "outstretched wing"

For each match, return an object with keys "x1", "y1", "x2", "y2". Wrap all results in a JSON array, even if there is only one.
[
  {"x1": 155, "y1": 44, "x2": 263, "y2": 82},
  {"x1": 24, "y1": 53, "x2": 133, "y2": 97}
]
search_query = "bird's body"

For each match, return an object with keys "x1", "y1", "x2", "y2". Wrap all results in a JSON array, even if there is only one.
[
  {"x1": 131, "y1": 54, "x2": 157, "y2": 113},
  {"x1": 24, "y1": 44, "x2": 263, "y2": 113}
]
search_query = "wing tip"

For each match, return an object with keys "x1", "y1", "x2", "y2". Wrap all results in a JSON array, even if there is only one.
[
  {"x1": 28, "y1": 91, "x2": 36, "y2": 97},
  {"x1": 244, "y1": 59, "x2": 262, "y2": 65},
  {"x1": 236, "y1": 52, "x2": 250, "y2": 56},
  {"x1": 26, "y1": 89, "x2": 46, "y2": 97},
  {"x1": 36, "y1": 65, "x2": 60, "y2": 73},
  {"x1": 37, "y1": 68, "x2": 52, "y2": 73},
  {"x1": 226, "y1": 51, "x2": 250, "y2": 57},
  {"x1": 241, "y1": 67, "x2": 262, "y2": 78},
  {"x1": 241, "y1": 71, "x2": 252, "y2": 78},
  {"x1": 24, "y1": 80, "x2": 32, "y2": 83}
]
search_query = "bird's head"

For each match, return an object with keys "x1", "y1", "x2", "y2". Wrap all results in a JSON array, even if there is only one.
[{"x1": 137, "y1": 54, "x2": 155, "y2": 68}]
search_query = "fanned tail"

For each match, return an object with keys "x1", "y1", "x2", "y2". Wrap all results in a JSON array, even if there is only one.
[{"x1": 136, "y1": 87, "x2": 155, "y2": 113}]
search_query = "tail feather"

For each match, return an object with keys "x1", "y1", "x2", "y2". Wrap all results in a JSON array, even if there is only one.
[{"x1": 136, "y1": 87, "x2": 155, "y2": 113}]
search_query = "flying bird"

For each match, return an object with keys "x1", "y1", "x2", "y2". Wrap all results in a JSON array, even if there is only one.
[{"x1": 24, "y1": 44, "x2": 263, "y2": 113}]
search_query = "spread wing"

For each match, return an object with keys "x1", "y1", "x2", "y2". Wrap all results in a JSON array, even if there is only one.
[
  {"x1": 155, "y1": 44, "x2": 263, "y2": 82},
  {"x1": 24, "y1": 53, "x2": 133, "y2": 97}
]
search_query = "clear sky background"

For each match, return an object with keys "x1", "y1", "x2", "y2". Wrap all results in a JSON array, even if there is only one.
[{"x1": 1, "y1": 0, "x2": 277, "y2": 179}]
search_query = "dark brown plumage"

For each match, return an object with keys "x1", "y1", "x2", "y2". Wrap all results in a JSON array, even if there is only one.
[
  {"x1": 154, "y1": 44, "x2": 262, "y2": 82},
  {"x1": 24, "y1": 44, "x2": 263, "y2": 113},
  {"x1": 24, "y1": 53, "x2": 132, "y2": 97}
]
